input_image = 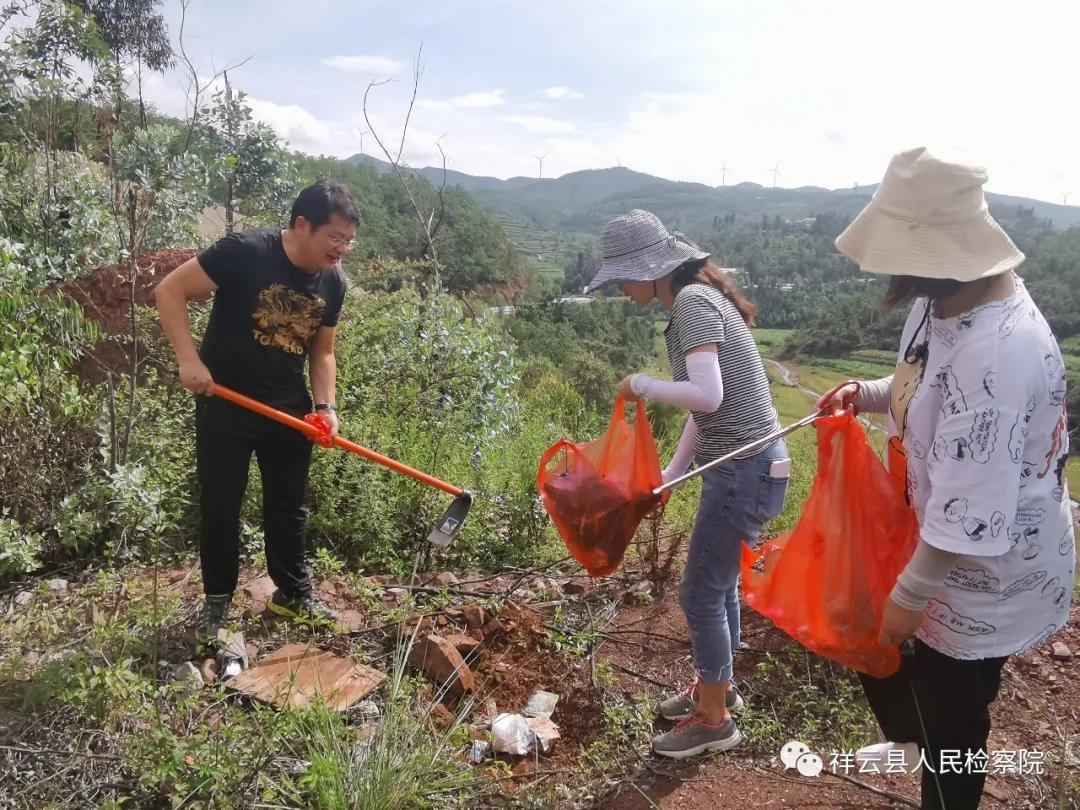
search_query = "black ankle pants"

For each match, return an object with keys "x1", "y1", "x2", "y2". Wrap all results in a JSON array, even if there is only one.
[
  {"x1": 195, "y1": 397, "x2": 313, "y2": 598},
  {"x1": 859, "y1": 639, "x2": 1008, "y2": 810}
]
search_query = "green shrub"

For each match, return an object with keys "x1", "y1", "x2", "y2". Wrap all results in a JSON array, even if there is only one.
[
  {"x1": 0, "y1": 240, "x2": 102, "y2": 560},
  {"x1": 0, "y1": 146, "x2": 120, "y2": 280},
  {"x1": 0, "y1": 509, "x2": 43, "y2": 577},
  {"x1": 306, "y1": 284, "x2": 523, "y2": 571}
]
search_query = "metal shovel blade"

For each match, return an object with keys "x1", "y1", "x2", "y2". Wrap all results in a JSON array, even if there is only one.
[{"x1": 427, "y1": 492, "x2": 474, "y2": 547}]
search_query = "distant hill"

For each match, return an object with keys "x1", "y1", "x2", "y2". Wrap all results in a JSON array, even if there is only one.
[{"x1": 346, "y1": 153, "x2": 1080, "y2": 240}]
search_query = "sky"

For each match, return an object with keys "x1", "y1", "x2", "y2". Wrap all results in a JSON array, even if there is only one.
[{"x1": 136, "y1": 0, "x2": 1079, "y2": 205}]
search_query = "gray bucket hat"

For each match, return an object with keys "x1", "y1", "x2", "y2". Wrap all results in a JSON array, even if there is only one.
[{"x1": 585, "y1": 209, "x2": 710, "y2": 293}]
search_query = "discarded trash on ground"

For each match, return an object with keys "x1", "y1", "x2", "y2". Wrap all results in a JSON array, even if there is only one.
[
  {"x1": 521, "y1": 690, "x2": 559, "y2": 719},
  {"x1": 469, "y1": 739, "x2": 491, "y2": 764},
  {"x1": 225, "y1": 643, "x2": 385, "y2": 711},
  {"x1": 491, "y1": 713, "x2": 535, "y2": 755},
  {"x1": 526, "y1": 716, "x2": 560, "y2": 753},
  {"x1": 216, "y1": 629, "x2": 248, "y2": 679},
  {"x1": 489, "y1": 707, "x2": 561, "y2": 756}
]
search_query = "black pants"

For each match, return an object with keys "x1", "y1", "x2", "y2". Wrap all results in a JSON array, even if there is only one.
[
  {"x1": 196, "y1": 397, "x2": 313, "y2": 598},
  {"x1": 859, "y1": 639, "x2": 1008, "y2": 810}
]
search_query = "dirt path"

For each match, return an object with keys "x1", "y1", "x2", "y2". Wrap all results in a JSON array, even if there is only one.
[
  {"x1": 763, "y1": 357, "x2": 818, "y2": 401},
  {"x1": 596, "y1": 581, "x2": 1080, "y2": 809},
  {"x1": 597, "y1": 588, "x2": 922, "y2": 809},
  {"x1": 764, "y1": 357, "x2": 888, "y2": 437}
]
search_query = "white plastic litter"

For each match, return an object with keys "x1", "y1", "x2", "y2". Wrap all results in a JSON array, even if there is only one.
[
  {"x1": 490, "y1": 713, "x2": 535, "y2": 756},
  {"x1": 222, "y1": 658, "x2": 243, "y2": 679},
  {"x1": 469, "y1": 739, "x2": 490, "y2": 764}
]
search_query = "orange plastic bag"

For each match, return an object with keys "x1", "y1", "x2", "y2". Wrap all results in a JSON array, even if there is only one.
[
  {"x1": 740, "y1": 410, "x2": 919, "y2": 678},
  {"x1": 538, "y1": 398, "x2": 664, "y2": 577}
]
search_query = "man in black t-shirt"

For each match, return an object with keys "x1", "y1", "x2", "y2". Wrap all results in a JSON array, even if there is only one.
[{"x1": 156, "y1": 181, "x2": 359, "y2": 646}]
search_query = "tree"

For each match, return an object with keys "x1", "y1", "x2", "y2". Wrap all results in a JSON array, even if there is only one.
[
  {"x1": 562, "y1": 244, "x2": 600, "y2": 294},
  {"x1": 65, "y1": 0, "x2": 170, "y2": 69},
  {"x1": 2, "y1": 1, "x2": 114, "y2": 266},
  {"x1": 65, "y1": 0, "x2": 172, "y2": 128},
  {"x1": 200, "y1": 73, "x2": 295, "y2": 231}
]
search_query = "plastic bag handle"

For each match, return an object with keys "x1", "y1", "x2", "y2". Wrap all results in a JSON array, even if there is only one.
[
  {"x1": 537, "y1": 438, "x2": 576, "y2": 476},
  {"x1": 583, "y1": 396, "x2": 627, "y2": 472}
]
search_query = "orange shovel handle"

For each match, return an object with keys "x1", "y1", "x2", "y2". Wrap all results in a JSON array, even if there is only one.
[{"x1": 210, "y1": 384, "x2": 464, "y2": 497}]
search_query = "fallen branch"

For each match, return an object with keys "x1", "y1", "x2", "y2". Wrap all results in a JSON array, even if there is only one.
[
  {"x1": 504, "y1": 568, "x2": 543, "y2": 598},
  {"x1": 751, "y1": 765, "x2": 852, "y2": 790},
  {"x1": 823, "y1": 769, "x2": 920, "y2": 807},
  {"x1": 444, "y1": 558, "x2": 574, "y2": 593},
  {"x1": 608, "y1": 662, "x2": 670, "y2": 690},
  {"x1": 500, "y1": 557, "x2": 574, "y2": 597},
  {"x1": 602, "y1": 628, "x2": 690, "y2": 646},
  {"x1": 0, "y1": 744, "x2": 122, "y2": 761},
  {"x1": 394, "y1": 583, "x2": 504, "y2": 600}
]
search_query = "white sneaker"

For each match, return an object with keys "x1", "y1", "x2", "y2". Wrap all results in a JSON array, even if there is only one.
[{"x1": 854, "y1": 741, "x2": 921, "y2": 773}]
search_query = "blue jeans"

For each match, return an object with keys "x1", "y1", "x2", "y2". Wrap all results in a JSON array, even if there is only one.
[{"x1": 680, "y1": 439, "x2": 790, "y2": 683}]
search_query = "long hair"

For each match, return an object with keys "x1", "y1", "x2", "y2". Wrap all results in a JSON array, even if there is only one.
[
  {"x1": 670, "y1": 258, "x2": 758, "y2": 326},
  {"x1": 882, "y1": 275, "x2": 965, "y2": 311}
]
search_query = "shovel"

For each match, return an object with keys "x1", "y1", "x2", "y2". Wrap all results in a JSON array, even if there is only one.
[{"x1": 210, "y1": 384, "x2": 473, "y2": 547}]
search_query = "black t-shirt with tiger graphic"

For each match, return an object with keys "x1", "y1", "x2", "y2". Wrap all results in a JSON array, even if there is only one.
[{"x1": 197, "y1": 228, "x2": 346, "y2": 415}]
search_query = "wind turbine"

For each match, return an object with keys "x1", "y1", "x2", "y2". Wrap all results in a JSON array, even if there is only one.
[
  {"x1": 718, "y1": 161, "x2": 732, "y2": 186},
  {"x1": 769, "y1": 162, "x2": 781, "y2": 189},
  {"x1": 534, "y1": 153, "x2": 548, "y2": 180},
  {"x1": 358, "y1": 128, "x2": 370, "y2": 156},
  {"x1": 1064, "y1": 192, "x2": 1072, "y2": 206}
]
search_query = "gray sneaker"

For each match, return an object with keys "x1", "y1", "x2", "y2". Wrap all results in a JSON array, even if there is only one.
[
  {"x1": 658, "y1": 683, "x2": 745, "y2": 720},
  {"x1": 653, "y1": 713, "x2": 743, "y2": 759}
]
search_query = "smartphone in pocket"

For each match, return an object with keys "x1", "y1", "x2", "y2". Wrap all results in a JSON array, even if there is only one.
[{"x1": 769, "y1": 458, "x2": 792, "y2": 479}]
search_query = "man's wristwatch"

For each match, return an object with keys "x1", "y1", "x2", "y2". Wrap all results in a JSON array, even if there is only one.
[{"x1": 314, "y1": 403, "x2": 336, "y2": 412}]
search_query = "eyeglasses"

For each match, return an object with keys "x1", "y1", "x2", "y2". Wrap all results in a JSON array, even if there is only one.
[{"x1": 328, "y1": 235, "x2": 356, "y2": 250}]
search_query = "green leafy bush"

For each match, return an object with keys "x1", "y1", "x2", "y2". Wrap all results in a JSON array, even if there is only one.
[
  {"x1": 0, "y1": 241, "x2": 101, "y2": 551},
  {"x1": 0, "y1": 146, "x2": 120, "y2": 280},
  {"x1": 0, "y1": 509, "x2": 43, "y2": 577}
]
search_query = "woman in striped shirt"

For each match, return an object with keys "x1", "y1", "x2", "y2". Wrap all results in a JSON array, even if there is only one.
[{"x1": 586, "y1": 209, "x2": 789, "y2": 758}]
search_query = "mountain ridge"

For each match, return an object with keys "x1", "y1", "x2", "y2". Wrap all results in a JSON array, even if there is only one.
[{"x1": 345, "y1": 153, "x2": 1080, "y2": 234}]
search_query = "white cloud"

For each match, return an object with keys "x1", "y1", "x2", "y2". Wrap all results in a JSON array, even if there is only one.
[
  {"x1": 500, "y1": 115, "x2": 575, "y2": 134},
  {"x1": 137, "y1": 70, "x2": 235, "y2": 122},
  {"x1": 246, "y1": 97, "x2": 331, "y2": 152},
  {"x1": 321, "y1": 55, "x2": 403, "y2": 75},
  {"x1": 130, "y1": 0, "x2": 1078, "y2": 202},
  {"x1": 138, "y1": 70, "x2": 336, "y2": 155},
  {"x1": 544, "y1": 86, "x2": 584, "y2": 100},
  {"x1": 453, "y1": 90, "x2": 505, "y2": 108},
  {"x1": 420, "y1": 89, "x2": 506, "y2": 112}
]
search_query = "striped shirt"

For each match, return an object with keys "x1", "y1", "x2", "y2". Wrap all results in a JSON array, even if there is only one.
[{"x1": 664, "y1": 284, "x2": 779, "y2": 461}]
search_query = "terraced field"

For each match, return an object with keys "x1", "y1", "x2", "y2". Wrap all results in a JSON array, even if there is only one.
[{"x1": 493, "y1": 213, "x2": 581, "y2": 266}]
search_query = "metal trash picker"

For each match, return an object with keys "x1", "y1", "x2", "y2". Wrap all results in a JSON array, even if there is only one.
[{"x1": 653, "y1": 410, "x2": 824, "y2": 496}]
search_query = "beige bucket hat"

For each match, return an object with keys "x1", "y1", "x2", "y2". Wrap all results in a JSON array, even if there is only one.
[{"x1": 836, "y1": 147, "x2": 1024, "y2": 281}]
